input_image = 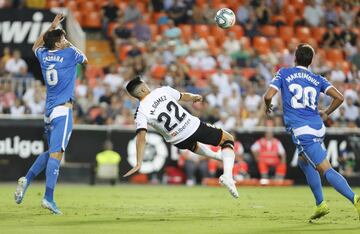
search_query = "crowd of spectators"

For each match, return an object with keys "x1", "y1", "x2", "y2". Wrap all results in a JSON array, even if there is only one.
[{"x1": 0, "y1": 0, "x2": 359, "y2": 129}]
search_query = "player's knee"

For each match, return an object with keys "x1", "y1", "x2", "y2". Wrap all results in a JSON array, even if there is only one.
[
  {"x1": 316, "y1": 159, "x2": 331, "y2": 175},
  {"x1": 50, "y1": 152, "x2": 63, "y2": 161},
  {"x1": 220, "y1": 131, "x2": 234, "y2": 149}
]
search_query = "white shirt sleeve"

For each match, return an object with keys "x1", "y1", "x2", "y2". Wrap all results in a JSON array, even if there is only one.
[
  {"x1": 277, "y1": 140, "x2": 285, "y2": 155},
  {"x1": 251, "y1": 140, "x2": 260, "y2": 152},
  {"x1": 163, "y1": 86, "x2": 181, "y2": 100},
  {"x1": 135, "y1": 109, "x2": 147, "y2": 133}
]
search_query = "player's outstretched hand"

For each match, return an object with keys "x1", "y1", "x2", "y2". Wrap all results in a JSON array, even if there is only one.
[
  {"x1": 123, "y1": 164, "x2": 141, "y2": 177},
  {"x1": 193, "y1": 94, "x2": 203, "y2": 103},
  {"x1": 265, "y1": 104, "x2": 273, "y2": 116},
  {"x1": 51, "y1": 13, "x2": 64, "y2": 29}
]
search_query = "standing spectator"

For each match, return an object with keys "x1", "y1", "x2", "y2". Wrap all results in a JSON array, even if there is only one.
[
  {"x1": 101, "y1": 0, "x2": 121, "y2": 37},
  {"x1": 251, "y1": 130, "x2": 287, "y2": 185},
  {"x1": 5, "y1": 50, "x2": 28, "y2": 77},
  {"x1": 124, "y1": 0, "x2": 141, "y2": 23},
  {"x1": 167, "y1": 0, "x2": 188, "y2": 25},
  {"x1": 236, "y1": 0, "x2": 250, "y2": 25},
  {"x1": 303, "y1": 0, "x2": 324, "y2": 27}
]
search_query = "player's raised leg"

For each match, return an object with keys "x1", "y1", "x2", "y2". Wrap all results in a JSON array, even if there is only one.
[
  {"x1": 14, "y1": 151, "x2": 50, "y2": 204},
  {"x1": 193, "y1": 143, "x2": 222, "y2": 161},
  {"x1": 298, "y1": 154, "x2": 329, "y2": 221},
  {"x1": 217, "y1": 131, "x2": 238, "y2": 198}
]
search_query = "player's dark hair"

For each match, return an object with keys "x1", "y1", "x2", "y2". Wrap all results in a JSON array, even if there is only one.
[
  {"x1": 126, "y1": 76, "x2": 144, "y2": 98},
  {"x1": 295, "y1": 43, "x2": 314, "y2": 67},
  {"x1": 43, "y1": 29, "x2": 66, "y2": 50}
]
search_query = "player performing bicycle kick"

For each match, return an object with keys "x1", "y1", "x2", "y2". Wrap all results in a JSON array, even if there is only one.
[{"x1": 124, "y1": 76, "x2": 239, "y2": 198}]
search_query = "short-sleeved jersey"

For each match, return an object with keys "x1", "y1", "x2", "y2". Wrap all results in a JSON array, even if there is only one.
[
  {"x1": 270, "y1": 66, "x2": 332, "y2": 130},
  {"x1": 135, "y1": 86, "x2": 201, "y2": 144},
  {"x1": 35, "y1": 46, "x2": 86, "y2": 116}
]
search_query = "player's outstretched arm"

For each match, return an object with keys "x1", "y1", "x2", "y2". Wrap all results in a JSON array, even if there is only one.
[
  {"x1": 263, "y1": 87, "x2": 278, "y2": 115},
  {"x1": 123, "y1": 130, "x2": 147, "y2": 177},
  {"x1": 32, "y1": 13, "x2": 64, "y2": 52},
  {"x1": 179, "y1": 92, "x2": 203, "y2": 103},
  {"x1": 320, "y1": 87, "x2": 344, "y2": 119}
]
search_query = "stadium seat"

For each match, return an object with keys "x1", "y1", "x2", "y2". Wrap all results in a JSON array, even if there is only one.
[
  {"x1": 118, "y1": 45, "x2": 133, "y2": 61},
  {"x1": 72, "y1": 11, "x2": 83, "y2": 25},
  {"x1": 341, "y1": 61, "x2": 351, "y2": 73},
  {"x1": 253, "y1": 36, "x2": 270, "y2": 54},
  {"x1": 279, "y1": 26, "x2": 294, "y2": 43},
  {"x1": 326, "y1": 49, "x2": 344, "y2": 64},
  {"x1": 271, "y1": 15, "x2": 286, "y2": 25},
  {"x1": 47, "y1": 0, "x2": 60, "y2": 8},
  {"x1": 305, "y1": 38, "x2": 318, "y2": 49},
  {"x1": 107, "y1": 22, "x2": 118, "y2": 38},
  {"x1": 159, "y1": 24, "x2": 169, "y2": 33},
  {"x1": 136, "y1": 2, "x2": 146, "y2": 14},
  {"x1": 351, "y1": 28, "x2": 359, "y2": 36},
  {"x1": 261, "y1": 25, "x2": 278, "y2": 37},
  {"x1": 179, "y1": 24, "x2": 193, "y2": 42},
  {"x1": 85, "y1": 65, "x2": 104, "y2": 80},
  {"x1": 229, "y1": 25, "x2": 244, "y2": 39},
  {"x1": 196, "y1": 0, "x2": 206, "y2": 7},
  {"x1": 310, "y1": 27, "x2": 327, "y2": 43},
  {"x1": 80, "y1": 1, "x2": 96, "y2": 12},
  {"x1": 240, "y1": 68, "x2": 257, "y2": 79},
  {"x1": 66, "y1": 0, "x2": 78, "y2": 12},
  {"x1": 210, "y1": 26, "x2": 226, "y2": 46},
  {"x1": 117, "y1": 2, "x2": 128, "y2": 11},
  {"x1": 149, "y1": 24, "x2": 159, "y2": 40},
  {"x1": 296, "y1": 27, "x2": 311, "y2": 42},
  {"x1": 240, "y1": 37, "x2": 251, "y2": 51},
  {"x1": 83, "y1": 11, "x2": 101, "y2": 28},
  {"x1": 270, "y1": 37, "x2": 285, "y2": 52},
  {"x1": 195, "y1": 25, "x2": 210, "y2": 38},
  {"x1": 206, "y1": 36, "x2": 219, "y2": 56}
]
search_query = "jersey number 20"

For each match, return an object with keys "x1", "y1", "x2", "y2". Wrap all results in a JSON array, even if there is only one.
[
  {"x1": 289, "y1": 84, "x2": 317, "y2": 110},
  {"x1": 46, "y1": 65, "x2": 58, "y2": 86},
  {"x1": 157, "y1": 101, "x2": 186, "y2": 132}
]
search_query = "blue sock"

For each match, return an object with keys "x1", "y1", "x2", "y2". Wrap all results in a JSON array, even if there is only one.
[
  {"x1": 298, "y1": 159, "x2": 324, "y2": 205},
  {"x1": 45, "y1": 157, "x2": 61, "y2": 202},
  {"x1": 324, "y1": 168, "x2": 355, "y2": 203},
  {"x1": 25, "y1": 151, "x2": 50, "y2": 184}
]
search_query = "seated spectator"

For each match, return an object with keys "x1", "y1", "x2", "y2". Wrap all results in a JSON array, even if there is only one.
[
  {"x1": 330, "y1": 63, "x2": 346, "y2": 83},
  {"x1": 351, "y1": 41, "x2": 360, "y2": 70},
  {"x1": 214, "y1": 112, "x2": 236, "y2": 132},
  {"x1": 236, "y1": 0, "x2": 250, "y2": 25},
  {"x1": 339, "y1": 2, "x2": 355, "y2": 27},
  {"x1": 101, "y1": 0, "x2": 122, "y2": 37},
  {"x1": 124, "y1": 0, "x2": 141, "y2": 23},
  {"x1": 10, "y1": 99, "x2": 25, "y2": 116},
  {"x1": 339, "y1": 25, "x2": 357, "y2": 47},
  {"x1": 244, "y1": 10, "x2": 260, "y2": 39},
  {"x1": 344, "y1": 96, "x2": 359, "y2": 124},
  {"x1": 223, "y1": 32, "x2": 241, "y2": 56},
  {"x1": 244, "y1": 86, "x2": 261, "y2": 112},
  {"x1": 242, "y1": 111, "x2": 259, "y2": 127},
  {"x1": 167, "y1": 0, "x2": 188, "y2": 25},
  {"x1": 113, "y1": 18, "x2": 132, "y2": 46},
  {"x1": 151, "y1": 0, "x2": 164, "y2": 12},
  {"x1": 303, "y1": 0, "x2": 324, "y2": 27},
  {"x1": 0, "y1": 47, "x2": 11, "y2": 75},
  {"x1": 5, "y1": 50, "x2": 28, "y2": 77},
  {"x1": 255, "y1": 1, "x2": 271, "y2": 25},
  {"x1": 202, "y1": 3, "x2": 216, "y2": 24},
  {"x1": 332, "y1": 106, "x2": 348, "y2": 128},
  {"x1": 191, "y1": 4, "x2": 204, "y2": 24},
  {"x1": 322, "y1": 24, "x2": 341, "y2": 48},
  {"x1": 150, "y1": 56, "x2": 167, "y2": 80},
  {"x1": 27, "y1": 92, "x2": 45, "y2": 115},
  {"x1": 104, "y1": 65, "x2": 124, "y2": 93},
  {"x1": 0, "y1": 82, "x2": 15, "y2": 113},
  {"x1": 133, "y1": 17, "x2": 151, "y2": 42},
  {"x1": 324, "y1": 2, "x2": 338, "y2": 26},
  {"x1": 198, "y1": 52, "x2": 216, "y2": 71},
  {"x1": 189, "y1": 33, "x2": 208, "y2": 57},
  {"x1": 251, "y1": 130, "x2": 287, "y2": 185},
  {"x1": 174, "y1": 38, "x2": 189, "y2": 58},
  {"x1": 163, "y1": 40, "x2": 177, "y2": 65},
  {"x1": 185, "y1": 48, "x2": 201, "y2": 70},
  {"x1": 217, "y1": 50, "x2": 232, "y2": 70},
  {"x1": 164, "y1": 19, "x2": 181, "y2": 40},
  {"x1": 179, "y1": 150, "x2": 208, "y2": 186}
]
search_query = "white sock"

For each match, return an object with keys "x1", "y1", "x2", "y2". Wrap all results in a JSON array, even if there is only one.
[
  {"x1": 194, "y1": 143, "x2": 222, "y2": 161},
  {"x1": 222, "y1": 148, "x2": 235, "y2": 178}
]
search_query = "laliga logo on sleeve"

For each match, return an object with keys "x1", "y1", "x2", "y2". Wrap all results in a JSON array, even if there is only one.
[
  {"x1": 127, "y1": 133, "x2": 168, "y2": 173},
  {"x1": 0, "y1": 136, "x2": 44, "y2": 159}
]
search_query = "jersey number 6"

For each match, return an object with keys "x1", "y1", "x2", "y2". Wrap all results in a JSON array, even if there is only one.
[
  {"x1": 46, "y1": 65, "x2": 58, "y2": 86},
  {"x1": 157, "y1": 101, "x2": 186, "y2": 132}
]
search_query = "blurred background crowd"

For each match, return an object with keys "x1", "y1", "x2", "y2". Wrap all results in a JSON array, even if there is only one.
[{"x1": 0, "y1": 0, "x2": 359, "y2": 130}]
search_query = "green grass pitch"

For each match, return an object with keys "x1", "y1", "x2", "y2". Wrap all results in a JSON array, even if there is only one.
[{"x1": 0, "y1": 184, "x2": 359, "y2": 234}]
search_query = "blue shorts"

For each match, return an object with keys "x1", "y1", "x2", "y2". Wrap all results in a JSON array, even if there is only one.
[
  {"x1": 45, "y1": 106, "x2": 73, "y2": 154},
  {"x1": 290, "y1": 124, "x2": 327, "y2": 168}
]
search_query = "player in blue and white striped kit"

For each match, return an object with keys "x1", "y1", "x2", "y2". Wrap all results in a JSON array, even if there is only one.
[
  {"x1": 264, "y1": 44, "x2": 360, "y2": 221},
  {"x1": 14, "y1": 14, "x2": 87, "y2": 214}
]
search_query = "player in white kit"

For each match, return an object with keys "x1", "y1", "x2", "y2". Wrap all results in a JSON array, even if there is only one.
[{"x1": 124, "y1": 76, "x2": 239, "y2": 198}]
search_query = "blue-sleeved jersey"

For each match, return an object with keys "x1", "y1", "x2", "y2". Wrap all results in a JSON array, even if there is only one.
[
  {"x1": 35, "y1": 46, "x2": 86, "y2": 116},
  {"x1": 270, "y1": 66, "x2": 332, "y2": 130}
]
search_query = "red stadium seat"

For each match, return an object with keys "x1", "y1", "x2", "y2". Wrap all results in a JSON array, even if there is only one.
[
  {"x1": 107, "y1": 22, "x2": 118, "y2": 38},
  {"x1": 149, "y1": 24, "x2": 159, "y2": 40},
  {"x1": 210, "y1": 26, "x2": 227, "y2": 46},
  {"x1": 279, "y1": 26, "x2": 294, "y2": 43},
  {"x1": 272, "y1": 15, "x2": 286, "y2": 24},
  {"x1": 326, "y1": 49, "x2": 344, "y2": 64},
  {"x1": 253, "y1": 36, "x2": 270, "y2": 54},
  {"x1": 179, "y1": 24, "x2": 193, "y2": 42},
  {"x1": 311, "y1": 27, "x2": 327, "y2": 43},
  {"x1": 261, "y1": 25, "x2": 278, "y2": 37},
  {"x1": 240, "y1": 68, "x2": 257, "y2": 79},
  {"x1": 72, "y1": 10, "x2": 82, "y2": 25},
  {"x1": 195, "y1": 25, "x2": 210, "y2": 38},
  {"x1": 136, "y1": 2, "x2": 146, "y2": 14},
  {"x1": 47, "y1": 0, "x2": 60, "y2": 8},
  {"x1": 341, "y1": 61, "x2": 351, "y2": 73},
  {"x1": 206, "y1": 36, "x2": 219, "y2": 56},
  {"x1": 305, "y1": 38, "x2": 318, "y2": 49},
  {"x1": 83, "y1": 11, "x2": 101, "y2": 28},
  {"x1": 296, "y1": 26, "x2": 311, "y2": 42},
  {"x1": 118, "y1": 45, "x2": 133, "y2": 61},
  {"x1": 229, "y1": 25, "x2": 244, "y2": 39},
  {"x1": 80, "y1": 1, "x2": 95, "y2": 12}
]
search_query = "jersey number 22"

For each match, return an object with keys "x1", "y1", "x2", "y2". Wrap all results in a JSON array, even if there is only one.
[{"x1": 157, "y1": 101, "x2": 186, "y2": 131}]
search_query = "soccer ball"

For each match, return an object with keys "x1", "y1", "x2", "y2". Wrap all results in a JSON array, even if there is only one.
[{"x1": 214, "y1": 8, "x2": 236, "y2": 29}]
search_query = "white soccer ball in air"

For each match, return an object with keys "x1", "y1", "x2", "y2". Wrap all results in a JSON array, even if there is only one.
[{"x1": 214, "y1": 8, "x2": 236, "y2": 29}]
